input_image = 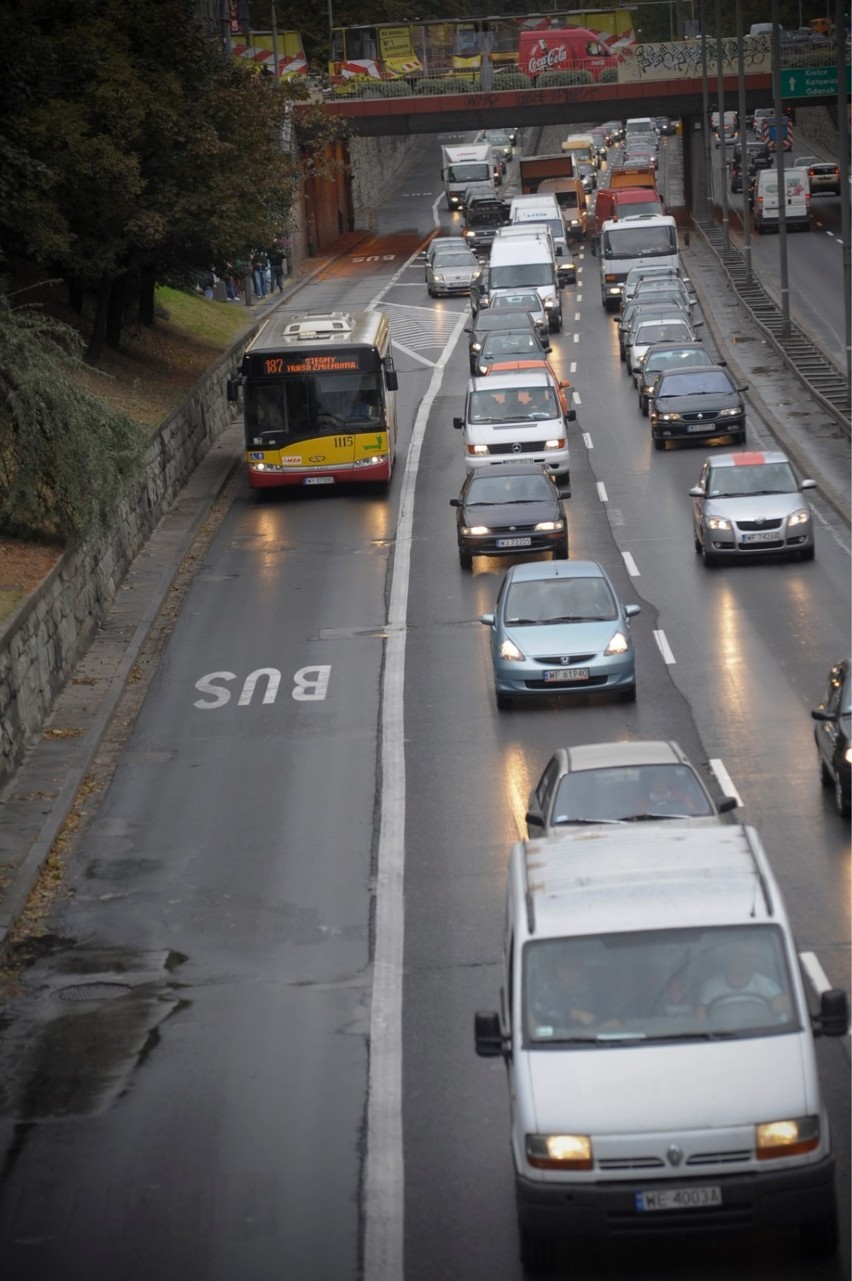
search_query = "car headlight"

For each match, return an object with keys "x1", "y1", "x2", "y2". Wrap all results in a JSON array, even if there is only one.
[
  {"x1": 787, "y1": 508, "x2": 810, "y2": 526},
  {"x1": 718, "y1": 406, "x2": 741, "y2": 417},
  {"x1": 641, "y1": 382, "x2": 654, "y2": 395},
  {"x1": 464, "y1": 229, "x2": 475, "y2": 238},
  {"x1": 604, "y1": 630, "x2": 630, "y2": 655},
  {"x1": 526, "y1": 1134, "x2": 593, "y2": 1171},
  {"x1": 433, "y1": 273, "x2": 445, "y2": 283},
  {"x1": 707, "y1": 515, "x2": 732, "y2": 531},
  {"x1": 657, "y1": 412, "x2": 680, "y2": 422},
  {"x1": 544, "y1": 438, "x2": 565, "y2": 451},
  {"x1": 471, "y1": 341, "x2": 482, "y2": 352},
  {"x1": 461, "y1": 524, "x2": 490, "y2": 535},
  {"x1": 499, "y1": 637, "x2": 525, "y2": 662},
  {"x1": 480, "y1": 297, "x2": 490, "y2": 307},
  {"x1": 467, "y1": 444, "x2": 489, "y2": 457},
  {"x1": 845, "y1": 746, "x2": 852, "y2": 765},
  {"x1": 535, "y1": 520, "x2": 564, "y2": 532},
  {"x1": 756, "y1": 1117, "x2": 820, "y2": 1160}
]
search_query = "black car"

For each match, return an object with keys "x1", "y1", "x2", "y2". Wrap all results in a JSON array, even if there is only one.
[
  {"x1": 649, "y1": 364, "x2": 747, "y2": 449},
  {"x1": 812, "y1": 660, "x2": 851, "y2": 816},
  {"x1": 466, "y1": 308, "x2": 550, "y2": 373},
  {"x1": 474, "y1": 326, "x2": 552, "y2": 374},
  {"x1": 655, "y1": 116, "x2": 676, "y2": 136},
  {"x1": 730, "y1": 141, "x2": 771, "y2": 192},
  {"x1": 450, "y1": 463, "x2": 568, "y2": 570}
]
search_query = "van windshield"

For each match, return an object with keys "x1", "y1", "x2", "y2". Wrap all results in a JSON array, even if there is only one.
[
  {"x1": 491, "y1": 264, "x2": 553, "y2": 288},
  {"x1": 604, "y1": 225, "x2": 677, "y2": 258},
  {"x1": 523, "y1": 925, "x2": 798, "y2": 1045}
]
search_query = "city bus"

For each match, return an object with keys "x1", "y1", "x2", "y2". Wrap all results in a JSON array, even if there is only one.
[{"x1": 228, "y1": 310, "x2": 398, "y2": 489}]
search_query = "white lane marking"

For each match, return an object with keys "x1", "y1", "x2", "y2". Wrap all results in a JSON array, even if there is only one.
[
  {"x1": 709, "y1": 758, "x2": 743, "y2": 807},
  {"x1": 572, "y1": 392, "x2": 582, "y2": 405},
  {"x1": 573, "y1": 332, "x2": 579, "y2": 343},
  {"x1": 576, "y1": 293, "x2": 582, "y2": 302},
  {"x1": 574, "y1": 312, "x2": 581, "y2": 321},
  {"x1": 799, "y1": 951, "x2": 833, "y2": 995},
  {"x1": 654, "y1": 629, "x2": 676, "y2": 664},
  {"x1": 596, "y1": 481, "x2": 608, "y2": 502},
  {"x1": 570, "y1": 361, "x2": 577, "y2": 373},
  {"x1": 622, "y1": 551, "x2": 640, "y2": 576},
  {"x1": 365, "y1": 248, "x2": 469, "y2": 1279},
  {"x1": 583, "y1": 432, "x2": 593, "y2": 448}
]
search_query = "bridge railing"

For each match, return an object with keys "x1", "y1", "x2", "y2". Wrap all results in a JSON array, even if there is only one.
[{"x1": 323, "y1": 35, "x2": 845, "y2": 98}]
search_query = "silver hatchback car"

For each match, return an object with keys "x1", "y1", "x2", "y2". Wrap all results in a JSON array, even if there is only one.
[{"x1": 689, "y1": 450, "x2": 816, "y2": 566}]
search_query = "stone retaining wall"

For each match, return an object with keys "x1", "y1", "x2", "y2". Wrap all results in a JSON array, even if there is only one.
[{"x1": 0, "y1": 341, "x2": 249, "y2": 791}]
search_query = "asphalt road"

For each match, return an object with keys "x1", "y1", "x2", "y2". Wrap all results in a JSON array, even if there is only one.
[{"x1": 0, "y1": 129, "x2": 848, "y2": 1281}]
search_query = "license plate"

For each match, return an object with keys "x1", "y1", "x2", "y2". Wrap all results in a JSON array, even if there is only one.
[
  {"x1": 636, "y1": 1186, "x2": 722, "y2": 1213},
  {"x1": 496, "y1": 537, "x2": 532, "y2": 549},
  {"x1": 544, "y1": 668, "x2": 589, "y2": 683},
  {"x1": 304, "y1": 477, "x2": 334, "y2": 485},
  {"x1": 740, "y1": 531, "x2": 778, "y2": 543},
  {"x1": 686, "y1": 422, "x2": 713, "y2": 432}
]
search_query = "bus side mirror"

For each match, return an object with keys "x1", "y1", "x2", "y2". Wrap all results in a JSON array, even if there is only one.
[
  {"x1": 227, "y1": 378, "x2": 240, "y2": 403},
  {"x1": 386, "y1": 370, "x2": 399, "y2": 392}
]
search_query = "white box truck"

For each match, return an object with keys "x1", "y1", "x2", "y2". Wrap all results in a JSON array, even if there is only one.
[
  {"x1": 441, "y1": 143, "x2": 494, "y2": 211},
  {"x1": 597, "y1": 213, "x2": 679, "y2": 310},
  {"x1": 475, "y1": 823, "x2": 848, "y2": 1272}
]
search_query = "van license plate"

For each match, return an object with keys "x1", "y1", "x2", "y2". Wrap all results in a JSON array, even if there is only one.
[
  {"x1": 544, "y1": 668, "x2": 589, "y2": 683},
  {"x1": 636, "y1": 1186, "x2": 722, "y2": 1213},
  {"x1": 496, "y1": 537, "x2": 532, "y2": 548}
]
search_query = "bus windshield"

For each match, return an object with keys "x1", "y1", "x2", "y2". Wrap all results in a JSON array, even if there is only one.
[{"x1": 246, "y1": 373, "x2": 382, "y2": 445}]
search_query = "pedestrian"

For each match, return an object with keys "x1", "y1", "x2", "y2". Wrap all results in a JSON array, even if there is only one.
[
  {"x1": 269, "y1": 247, "x2": 285, "y2": 293},
  {"x1": 252, "y1": 252, "x2": 268, "y2": 300},
  {"x1": 202, "y1": 268, "x2": 216, "y2": 300}
]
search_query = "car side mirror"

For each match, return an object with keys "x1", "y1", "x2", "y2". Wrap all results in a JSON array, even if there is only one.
[
  {"x1": 689, "y1": 485, "x2": 705, "y2": 497},
  {"x1": 453, "y1": 417, "x2": 464, "y2": 430},
  {"x1": 718, "y1": 796, "x2": 738, "y2": 813},
  {"x1": 525, "y1": 810, "x2": 544, "y2": 829},
  {"x1": 625, "y1": 603, "x2": 641, "y2": 618},
  {"x1": 474, "y1": 1010, "x2": 507, "y2": 1058},
  {"x1": 801, "y1": 479, "x2": 817, "y2": 491},
  {"x1": 811, "y1": 708, "x2": 836, "y2": 724},
  {"x1": 813, "y1": 988, "x2": 849, "y2": 1038},
  {"x1": 479, "y1": 612, "x2": 495, "y2": 626},
  {"x1": 566, "y1": 409, "x2": 577, "y2": 422},
  {"x1": 450, "y1": 497, "x2": 461, "y2": 507},
  {"x1": 738, "y1": 385, "x2": 749, "y2": 392},
  {"x1": 693, "y1": 319, "x2": 704, "y2": 328}
]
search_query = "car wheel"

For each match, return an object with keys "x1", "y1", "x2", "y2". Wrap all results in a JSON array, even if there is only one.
[
  {"x1": 703, "y1": 549, "x2": 721, "y2": 568},
  {"x1": 798, "y1": 544, "x2": 815, "y2": 562},
  {"x1": 734, "y1": 428, "x2": 746, "y2": 445},
  {"x1": 694, "y1": 530, "x2": 703, "y2": 553},
  {"x1": 653, "y1": 437, "x2": 666, "y2": 451},
  {"x1": 835, "y1": 774, "x2": 851, "y2": 818},
  {"x1": 554, "y1": 539, "x2": 569, "y2": 560},
  {"x1": 458, "y1": 549, "x2": 473, "y2": 570},
  {"x1": 619, "y1": 683, "x2": 637, "y2": 703},
  {"x1": 818, "y1": 742, "x2": 832, "y2": 788},
  {"x1": 519, "y1": 1226, "x2": 556, "y2": 1273},
  {"x1": 640, "y1": 395, "x2": 648, "y2": 416},
  {"x1": 496, "y1": 690, "x2": 513, "y2": 711},
  {"x1": 427, "y1": 286, "x2": 434, "y2": 298}
]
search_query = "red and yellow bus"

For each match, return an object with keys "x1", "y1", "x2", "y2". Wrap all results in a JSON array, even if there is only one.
[{"x1": 229, "y1": 311, "x2": 398, "y2": 490}]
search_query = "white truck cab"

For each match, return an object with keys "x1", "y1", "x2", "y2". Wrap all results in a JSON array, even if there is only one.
[
  {"x1": 475, "y1": 824, "x2": 847, "y2": 1272},
  {"x1": 599, "y1": 214, "x2": 679, "y2": 310}
]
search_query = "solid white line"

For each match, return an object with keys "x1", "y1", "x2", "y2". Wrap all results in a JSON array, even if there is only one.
[
  {"x1": 622, "y1": 551, "x2": 640, "y2": 577},
  {"x1": 709, "y1": 757, "x2": 743, "y2": 807},
  {"x1": 596, "y1": 481, "x2": 608, "y2": 502},
  {"x1": 653, "y1": 629, "x2": 676, "y2": 664},
  {"x1": 364, "y1": 278, "x2": 469, "y2": 1279},
  {"x1": 799, "y1": 950, "x2": 832, "y2": 995},
  {"x1": 583, "y1": 432, "x2": 593, "y2": 448}
]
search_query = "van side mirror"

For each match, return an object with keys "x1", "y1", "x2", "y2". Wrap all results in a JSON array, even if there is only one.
[
  {"x1": 813, "y1": 988, "x2": 849, "y2": 1038},
  {"x1": 453, "y1": 416, "x2": 464, "y2": 430},
  {"x1": 474, "y1": 1011, "x2": 507, "y2": 1058},
  {"x1": 718, "y1": 796, "x2": 738, "y2": 813}
]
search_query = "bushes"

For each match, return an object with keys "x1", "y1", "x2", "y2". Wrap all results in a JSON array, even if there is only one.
[
  {"x1": 536, "y1": 69, "x2": 594, "y2": 87},
  {"x1": 492, "y1": 71, "x2": 533, "y2": 90}
]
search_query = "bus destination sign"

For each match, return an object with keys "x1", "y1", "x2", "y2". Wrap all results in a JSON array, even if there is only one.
[{"x1": 251, "y1": 351, "x2": 369, "y2": 376}]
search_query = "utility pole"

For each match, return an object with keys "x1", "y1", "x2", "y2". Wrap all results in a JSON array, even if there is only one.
[
  {"x1": 735, "y1": 0, "x2": 751, "y2": 283},
  {"x1": 836, "y1": 0, "x2": 851, "y2": 391},
  {"x1": 714, "y1": 0, "x2": 728, "y2": 245},
  {"x1": 770, "y1": 0, "x2": 790, "y2": 339},
  {"x1": 699, "y1": 0, "x2": 713, "y2": 219}
]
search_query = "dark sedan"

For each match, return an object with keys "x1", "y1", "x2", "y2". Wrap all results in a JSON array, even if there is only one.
[
  {"x1": 636, "y1": 343, "x2": 716, "y2": 414},
  {"x1": 466, "y1": 309, "x2": 550, "y2": 375},
  {"x1": 450, "y1": 463, "x2": 568, "y2": 570},
  {"x1": 650, "y1": 365, "x2": 747, "y2": 449},
  {"x1": 812, "y1": 659, "x2": 851, "y2": 816}
]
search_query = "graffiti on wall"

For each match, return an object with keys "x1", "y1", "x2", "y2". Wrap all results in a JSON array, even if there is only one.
[{"x1": 621, "y1": 34, "x2": 771, "y2": 80}]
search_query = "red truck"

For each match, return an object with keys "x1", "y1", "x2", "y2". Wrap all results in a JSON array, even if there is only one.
[
  {"x1": 592, "y1": 186, "x2": 665, "y2": 243},
  {"x1": 518, "y1": 27, "x2": 620, "y2": 83}
]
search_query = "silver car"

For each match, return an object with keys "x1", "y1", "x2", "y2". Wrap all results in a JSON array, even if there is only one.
[
  {"x1": 689, "y1": 450, "x2": 817, "y2": 566},
  {"x1": 425, "y1": 244, "x2": 481, "y2": 297}
]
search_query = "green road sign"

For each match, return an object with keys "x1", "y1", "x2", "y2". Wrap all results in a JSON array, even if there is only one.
[{"x1": 781, "y1": 65, "x2": 852, "y2": 99}]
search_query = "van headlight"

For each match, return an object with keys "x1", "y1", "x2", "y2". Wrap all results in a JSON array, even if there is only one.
[
  {"x1": 544, "y1": 437, "x2": 565, "y2": 451},
  {"x1": 544, "y1": 295, "x2": 556, "y2": 309},
  {"x1": 756, "y1": 1117, "x2": 820, "y2": 1160},
  {"x1": 526, "y1": 1134, "x2": 593, "y2": 1170}
]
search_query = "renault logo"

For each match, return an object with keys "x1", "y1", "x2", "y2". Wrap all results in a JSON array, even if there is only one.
[{"x1": 666, "y1": 1144, "x2": 684, "y2": 1167}]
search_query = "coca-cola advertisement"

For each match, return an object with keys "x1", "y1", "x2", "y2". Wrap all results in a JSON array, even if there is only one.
[{"x1": 518, "y1": 28, "x2": 618, "y2": 83}]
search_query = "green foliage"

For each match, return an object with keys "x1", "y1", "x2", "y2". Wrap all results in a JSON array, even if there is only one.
[
  {"x1": 362, "y1": 80, "x2": 414, "y2": 97},
  {"x1": 415, "y1": 78, "x2": 454, "y2": 95},
  {"x1": 599, "y1": 67, "x2": 619, "y2": 83},
  {"x1": 537, "y1": 70, "x2": 594, "y2": 87},
  {"x1": 491, "y1": 72, "x2": 532, "y2": 90},
  {"x1": 0, "y1": 295, "x2": 145, "y2": 542}
]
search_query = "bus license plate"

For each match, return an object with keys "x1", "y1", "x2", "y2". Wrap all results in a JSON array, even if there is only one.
[
  {"x1": 544, "y1": 668, "x2": 589, "y2": 684},
  {"x1": 636, "y1": 1186, "x2": 722, "y2": 1213},
  {"x1": 496, "y1": 537, "x2": 532, "y2": 549},
  {"x1": 304, "y1": 477, "x2": 334, "y2": 485}
]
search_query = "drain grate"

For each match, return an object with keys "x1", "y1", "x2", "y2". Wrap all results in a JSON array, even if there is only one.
[{"x1": 59, "y1": 981, "x2": 132, "y2": 1001}]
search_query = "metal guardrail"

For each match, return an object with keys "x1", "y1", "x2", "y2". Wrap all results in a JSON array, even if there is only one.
[{"x1": 694, "y1": 218, "x2": 852, "y2": 436}]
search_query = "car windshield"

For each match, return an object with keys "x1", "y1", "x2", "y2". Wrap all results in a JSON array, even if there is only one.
[
  {"x1": 635, "y1": 323, "x2": 692, "y2": 346},
  {"x1": 467, "y1": 474, "x2": 553, "y2": 505},
  {"x1": 504, "y1": 576, "x2": 616, "y2": 624},
  {"x1": 647, "y1": 349, "x2": 712, "y2": 371},
  {"x1": 480, "y1": 332, "x2": 541, "y2": 358},
  {"x1": 707, "y1": 461, "x2": 798, "y2": 496},
  {"x1": 436, "y1": 252, "x2": 476, "y2": 267},
  {"x1": 551, "y1": 764, "x2": 715, "y2": 825},
  {"x1": 523, "y1": 925, "x2": 797, "y2": 1046},
  {"x1": 468, "y1": 386, "x2": 559, "y2": 424},
  {"x1": 659, "y1": 371, "x2": 732, "y2": 396},
  {"x1": 491, "y1": 292, "x2": 544, "y2": 315}
]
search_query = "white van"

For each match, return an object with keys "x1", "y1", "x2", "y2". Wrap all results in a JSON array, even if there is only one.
[
  {"x1": 598, "y1": 214, "x2": 679, "y2": 310},
  {"x1": 475, "y1": 823, "x2": 848, "y2": 1271},
  {"x1": 453, "y1": 369, "x2": 572, "y2": 480},
  {"x1": 501, "y1": 213, "x2": 576, "y2": 286},
  {"x1": 753, "y1": 167, "x2": 811, "y2": 233},
  {"x1": 488, "y1": 234, "x2": 563, "y2": 330}
]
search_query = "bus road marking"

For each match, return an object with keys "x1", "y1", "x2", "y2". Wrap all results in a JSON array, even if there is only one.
[
  {"x1": 653, "y1": 630, "x2": 676, "y2": 664},
  {"x1": 193, "y1": 666, "x2": 331, "y2": 707},
  {"x1": 709, "y1": 757, "x2": 742, "y2": 807},
  {"x1": 596, "y1": 481, "x2": 608, "y2": 502},
  {"x1": 582, "y1": 432, "x2": 593, "y2": 448},
  {"x1": 622, "y1": 551, "x2": 640, "y2": 576}
]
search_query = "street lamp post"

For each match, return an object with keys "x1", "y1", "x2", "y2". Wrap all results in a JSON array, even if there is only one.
[
  {"x1": 699, "y1": 0, "x2": 713, "y2": 219},
  {"x1": 735, "y1": 0, "x2": 751, "y2": 283},
  {"x1": 770, "y1": 0, "x2": 791, "y2": 338},
  {"x1": 715, "y1": 0, "x2": 729, "y2": 246}
]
